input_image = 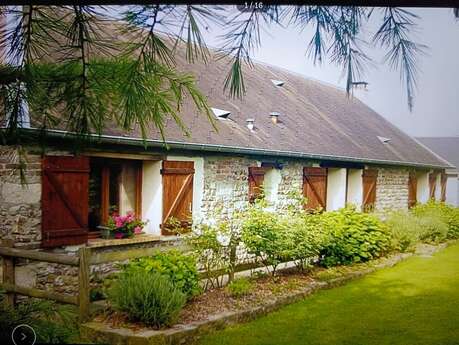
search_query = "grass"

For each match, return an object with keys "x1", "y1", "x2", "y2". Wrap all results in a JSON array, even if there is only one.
[{"x1": 199, "y1": 243, "x2": 459, "y2": 345}]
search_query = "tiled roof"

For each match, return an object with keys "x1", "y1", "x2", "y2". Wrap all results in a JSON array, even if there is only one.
[
  {"x1": 415, "y1": 137, "x2": 459, "y2": 169},
  {"x1": 24, "y1": 18, "x2": 450, "y2": 168}
]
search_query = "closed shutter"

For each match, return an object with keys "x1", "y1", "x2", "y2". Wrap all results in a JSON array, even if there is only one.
[
  {"x1": 161, "y1": 161, "x2": 194, "y2": 235},
  {"x1": 440, "y1": 172, "x2": 447, "y2": 202},
  {"x1": 303, "y1": 167, "x2": 327, "y2": 211},
  {"x1": 42, "y1": 156, "x2": 89, "y2": 247},
  {"x1": 362, "y1": 169, "x2": 377, "y2": 212},
  {"x1": 248, "y1": 167, "x2": 266, "y2": 203},
  {"x1": 408, "y1": 171, "x2": 417, "y2": 208},
  {"x1": 429, "y1": 172, "x2": 438, "y2": 200}
]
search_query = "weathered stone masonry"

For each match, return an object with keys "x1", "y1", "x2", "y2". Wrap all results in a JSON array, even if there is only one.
[
  {"x1": 0, "y1": 146, "x2": 413, "y2": 295},
  {"x1": 375, "y1": 167, "x2": 410, "y2": 212},
  {"x1": 0, "y1": 146, "x2": 42, "y2": 249}
]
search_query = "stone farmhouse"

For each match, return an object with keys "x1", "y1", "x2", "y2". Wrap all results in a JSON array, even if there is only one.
[
  {"x1": 416, "y1": 137, "x2": 459, "y2": 206},
  {"x1": 0, "y1": 43, "x2": 454, "y2": 252}
]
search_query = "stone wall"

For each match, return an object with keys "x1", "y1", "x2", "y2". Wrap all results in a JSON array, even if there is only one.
[
  {"x1": 0, "y1": 146, "x2": 42, "y2": 249},
  {"x1": 200, "y1": 156, "x2": 258, "y2": 220},
  {"x1": 276, "y1": 161, "x2": 304, "y2": 210},
  {"x1": 375, "y1": 167, "x2": 410, "y2": 212}
]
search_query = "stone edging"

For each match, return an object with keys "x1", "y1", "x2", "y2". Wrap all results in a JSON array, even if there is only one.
[{"x1": 80, "y1": 242, "x2": 453, "y2": 345}]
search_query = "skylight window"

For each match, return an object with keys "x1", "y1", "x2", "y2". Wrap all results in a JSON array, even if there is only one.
[
  {"x1": 211, "y1": 107, "x2": 231, "y2": 119},
  {"x1": 271, "y1": 79, "x2": 285, "y2": 87},
  {"x1": 377, "y1": 136, "x2": 391, "y2": 144}
]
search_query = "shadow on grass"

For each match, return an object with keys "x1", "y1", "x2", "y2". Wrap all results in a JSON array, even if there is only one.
[{"x1": 198, "y1": 246, "x2": 459, "y2": 345}]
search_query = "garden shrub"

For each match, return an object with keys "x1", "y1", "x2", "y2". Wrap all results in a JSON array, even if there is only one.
[
  {"x1": 319, "y1": 207, "x2": 392, "y2": 267},
  {"x1": 226, "y1": 277, "x2": 254, "y2": 298},
  {"x1": 124, "y1": 249, "x2": 200, "y2": 298},
  {"x1": 412, "y1": 201, "x2": 459, "y2": 239},
  {"x1": 385, "y1": 211, "x2": 424, "y2": 252},
  {"x1": 282, "y1": 213, "x2": 325, "y2": 270},
  {"x1": 184, "y1": 202, "x2": 246, "y2": 289},
  {"x1": 0, "y1": 293, "x2": 77, "y2": 344},
  {"x1": 417, "y1": 213, "x2": 449, "y2": 243},
  {"x1": 108, "y1": 270, "x2": 186, "y2": 328},
  {"x1": 241, "y1": 200, "x2": 289, "y2": 275}
]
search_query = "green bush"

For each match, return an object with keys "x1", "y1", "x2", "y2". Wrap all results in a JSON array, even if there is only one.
[
  {"x1": 241, "y1": 201, "x2": 289, "y2": 275},
  {"x1": 226, "y1": 277, "x2": 254, "y2": 298},
  {"x1": 124, "y1": 249, "x2": 200, "y2": 298},
  {"x1": 108, "y1": 270, "x2": 186, "y2": 328},
  {"x1": 417, "y1": 213, "x2": 449, "y2": 243},
  {"x1": 0, "y1": 293, "x2": 77, "y2": 344},
  {"x1": 412, "y1": 201, "x2": 459, "y2": 239},
  {"x1": 319, "y1": 207, "x2": 392, "y2": 267},
  {"x1": 282, "y1": 213, "x2": 325, "y2": 270},
  {"x1": 385, "y1": 211, "x2": 424, "y2": 252}
]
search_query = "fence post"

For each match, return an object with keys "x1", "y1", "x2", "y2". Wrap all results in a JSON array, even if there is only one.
[
  {"x1": 2, "y1": 239, "x2": 16, "y2": 307},
  {"x1": 78, "y1": 247, "x2": 91, "y2": 323}
]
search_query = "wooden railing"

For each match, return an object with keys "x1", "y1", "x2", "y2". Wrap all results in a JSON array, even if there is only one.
[
  {"x1": 0, "y1": 241, "x2": 188, "y2": 323},
  {"x1": 0, "y1": 241, "x2": 274, "y2": 324}
]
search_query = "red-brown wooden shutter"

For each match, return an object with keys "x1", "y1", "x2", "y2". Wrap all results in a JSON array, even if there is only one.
[
  {"x1": 440, "y1": 172, "x2": 447, "y2": 202},
  {"x1": 362, "y1": 169, "x2": 378, "y2": 212},
  {"x1": 42, "y1": 156, "x2": 89, "y2": 247},
  {"x1": 408, "y1": 171, "x2": 417, "y2": 208},
  {"x1": 429, "y1": 172, "x2": 438, "y2": 200},
  {"x1": 161, "y1": 161, "x2": 194, "y2": 235},
  {"x1": 248, "y1": 167, "x2": 266, "y2": 203},
  {"x1": 303, "y1": 167, "x2": 327, "y2": 211}
]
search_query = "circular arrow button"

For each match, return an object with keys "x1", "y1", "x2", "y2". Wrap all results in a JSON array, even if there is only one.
[{"x1": 11, "y1": 324, "x2": 36, "y2": 345}]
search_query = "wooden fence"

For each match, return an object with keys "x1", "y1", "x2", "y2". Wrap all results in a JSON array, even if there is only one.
[{"x1": 0, "y1": 241, "x2": 270, "y2": 323}]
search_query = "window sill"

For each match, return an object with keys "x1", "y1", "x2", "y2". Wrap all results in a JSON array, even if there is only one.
[{"x1": 87, "y1": 234, "x2": 161, "y2": 248}]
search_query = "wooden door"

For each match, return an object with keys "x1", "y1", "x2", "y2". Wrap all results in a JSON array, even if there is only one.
[
  {"x1": 440, "y1": 172, "x2": 447, "y2": 202},
  {"x1": 408, "y1": 171, "x2": 417, "y2": 208},
  {"x1": 429, "y1": 172, "x2": 438, "y2": 200},
  {"x1": 362, "y1": 169, "x2": 378, "y2": 212},
  {"x1": 248, "y1": 167, "x2": 266, "y2": 203},
  {"x1": 42, "y1": 156, "x2": 89, "y2": 247},
  {"x1": 303, "y1": 167, "x2": 327, "y2": 211},
  {"x1": 161, "y1": 161, "x2": 194, "y2": 235}
]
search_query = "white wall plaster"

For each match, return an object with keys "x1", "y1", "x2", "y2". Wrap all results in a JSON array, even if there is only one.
[{"x1": 326, "y1": 168, "x2": 347, "y2": 211}]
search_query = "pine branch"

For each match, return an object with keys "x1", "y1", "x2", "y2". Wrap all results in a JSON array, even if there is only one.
[
  {"x1": 373, "y1": 7, "x2": 427, "y2": 111},
  {"x1": 173, "y1": 5, "x2": 224, "y2": 64},
  {"x1": 219, "y1": 6, "x2": 281, "y2": 99}
]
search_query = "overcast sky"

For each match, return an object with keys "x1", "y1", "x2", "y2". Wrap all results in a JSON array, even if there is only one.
[{"x1": 198, "y1": 7, "x2": 459, "y2": 138}]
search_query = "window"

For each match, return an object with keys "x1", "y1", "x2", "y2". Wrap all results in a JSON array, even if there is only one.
[{"x1": 88, "y1": 158, "x2": 142, "y2": 232}]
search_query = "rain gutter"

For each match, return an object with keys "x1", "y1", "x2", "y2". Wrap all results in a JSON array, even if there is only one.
[{"x1": 14, "y1": 127, "x2": 452, "y2": 170}]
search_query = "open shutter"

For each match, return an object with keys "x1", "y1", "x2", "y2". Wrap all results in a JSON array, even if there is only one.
[
  {"x1": 248, "y1": 167, "x2": 266, "y2": 203},
  {"x1": 429, "y1": 172, "x2": 438, "y2": 200},
  {"x1": 362, "y1": 169, "x2": 377, "y2": 212},
  {"x1": 303, "y1": 167, "x2": 327, "y2": 211},
  {"x1": 42, "y1": 156, "x2": 89, "y2": 247},
  {"x1": 440, "y1": 172, "x2": 447, "y2": 202},
  {"x1": 161, "y1": 161, "x2": 194, "y2": 235},
  {"x1": 408, "y1": 171, "x2": 417, "y2": 208}
]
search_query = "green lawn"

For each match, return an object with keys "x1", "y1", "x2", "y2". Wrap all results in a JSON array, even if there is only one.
[{"x1": 199, "y1": 243, "x2": 459, "y2": 345}]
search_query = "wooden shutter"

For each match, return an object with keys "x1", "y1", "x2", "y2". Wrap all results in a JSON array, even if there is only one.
[
  {"x1": 161, "y1": 161, "x2": 194, "y2": 235},
  {"x1": 429, "y1": 172, "x2": 438, "y2": 200},
  {"x1": 248, "y1": 167, "x2": 266, "y2": 203},
  {"x1": 440, "y1": 172, "x2": 447, "y2": 202},
  {"x1": 42, "y1": 156, "x2": 89, "y2": 247},
  {"x1": 303, "y1": 167, "x2": 327, "y2": 211},
  {"x1": 362, "y1": 169, "x2": 377, "y2": 212},
  {"x1": 408, "y1": 171, "x2": 417, "y2": 208}
]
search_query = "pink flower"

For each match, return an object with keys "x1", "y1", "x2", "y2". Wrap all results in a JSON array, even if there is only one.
[
  {"x1": 114, "y1": 233, "x2": 124, "y2": 239},
  {"x1": 115, "y1": 217, "x2": 123, "y2": 228},
  {"x1": 134, "y1": 226, "x2": 142, "y2": 234}
]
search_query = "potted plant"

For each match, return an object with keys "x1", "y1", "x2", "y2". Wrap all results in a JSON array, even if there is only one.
[{"x1": 107, "y1": 211, "x2": 147, "y2": 239}]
